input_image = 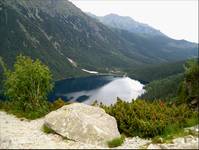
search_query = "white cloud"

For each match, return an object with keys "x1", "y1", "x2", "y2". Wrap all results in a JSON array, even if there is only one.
[{"x1": 70, "y1": 0, "x2": 198, "y2": 43}]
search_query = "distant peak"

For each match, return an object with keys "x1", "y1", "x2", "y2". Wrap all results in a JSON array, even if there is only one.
[{"x1": 104, "y1": 13, "x2": 132, "y2": 19}]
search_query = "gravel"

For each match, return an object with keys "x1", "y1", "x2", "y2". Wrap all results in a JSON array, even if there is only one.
[{"x1": 0, "y1": 111, "x2": 198, "y2": 149}]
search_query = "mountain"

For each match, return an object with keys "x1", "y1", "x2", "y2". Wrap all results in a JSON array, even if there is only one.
[
  {"x1": 0, "y1": 0, "x2": 198, "y2": 81},
  {"x1": 87, "y1": 13, "x2": 164, "y2": 37}
]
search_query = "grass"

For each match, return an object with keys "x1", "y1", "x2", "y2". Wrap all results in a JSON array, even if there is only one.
[
  {"x1": 42, "y1": 124, "x2": 55, "y2": 134},
  {"x1": 0, "y1": 101, "x2": 48, "y2": 120},
  {"x1": 0, "y1": 98, "x2": 70, "y2": 120},
  {"x1": 107, "y1": 135, "x2": 125, "y2": 148},
  {"x1": 152, "y1": 122, "x2": 198, "y2": 144}
]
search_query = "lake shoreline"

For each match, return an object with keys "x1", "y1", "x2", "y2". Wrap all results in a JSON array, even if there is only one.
[{"x1": 49, "y1": 76, "x2": 145, "y2": 105}]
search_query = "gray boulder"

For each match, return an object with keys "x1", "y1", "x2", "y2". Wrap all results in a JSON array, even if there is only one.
[{"x1": 44, "y1": 103, "x2": 120, "y2": 145}]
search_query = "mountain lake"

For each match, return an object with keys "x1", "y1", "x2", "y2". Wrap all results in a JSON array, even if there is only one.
[{"x1": 49, "y1": 75, "x2": 145, "y2": 105}]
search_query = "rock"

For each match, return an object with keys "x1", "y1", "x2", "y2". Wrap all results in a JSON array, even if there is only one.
[
  {"x1": 159, "y1": 144, "x2": 169, "y2": 149},
  {"x1": 172, "y1": 137, "x2": 185, "y2": 144},
  {"x1": 155, "y1": 137, "x2": 164, "y2": 143},
  {"x1": 116, "y1": 137, "x2": 151, "y2": 149},
  {"x1": 185, "y1": 124, "x2": 199, "y2": 133},
  {"x1": 44, "y1": 103, "x2": 120, "y2": 146},
  {"x1": 184, "y1": 135, "x2": 194, "y2": 143},
  {"x1": 147, "y1": 144, "x2": 161, "y2": 149}
]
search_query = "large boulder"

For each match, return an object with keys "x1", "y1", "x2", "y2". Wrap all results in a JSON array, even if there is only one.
[{"x1": 44, "y1": 103, "x2": 120, "y2": 145}]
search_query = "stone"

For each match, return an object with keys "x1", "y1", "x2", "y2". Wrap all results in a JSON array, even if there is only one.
[
  {"x1": 159, "y1": 144, "x2": 168, "y2": 149},
  {"x1": 44, "y1": 103, "x2": 120, "y2": 146},
  {"x1": 172, "y1": 137, "x2": 185, "y2": 144},
  {"x1": 185, "y1": 124, "x2": 199, "y2": 133},
  {"x1": 184, "y1": 135, "x2": 194, "y2": 143},
  {"x1": 147, "y1": 144, "x2": 161, "y2": 149}
]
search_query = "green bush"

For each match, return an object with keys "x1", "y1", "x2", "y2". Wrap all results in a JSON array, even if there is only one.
[
  {"x1": 178, "y1": 59, "x2": 199, "y2": 107},
  {"x1": 50, "y1": 98, "x2": 66, "y2": 111},
  {"x1": 107, "y1": 135, "x2": 125, "y2": 148},
  {"x1": 100, "y1": 98, "x2": 198, "y2": 138},
  {"x1": 0, "y1": 55, "x2": 53, "y2": 119},
  {"x1": 0, "y1": 100, "x2": 49, "y2": 119},
  {"x1": 42, "y1": 124, "x2": 55, "y2": 134}
]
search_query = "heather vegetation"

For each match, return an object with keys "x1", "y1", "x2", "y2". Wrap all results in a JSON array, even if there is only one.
[
  {"x1": 98, "y1": 59, "x2": 199, "y2": 139},
  {"x1": 99, "y1": 99, "x2": 198, "y2": 139}
]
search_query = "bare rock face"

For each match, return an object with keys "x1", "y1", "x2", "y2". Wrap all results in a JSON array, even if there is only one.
[{"x1": 44, "y1": 103, "x2": 120, "y2": 146}]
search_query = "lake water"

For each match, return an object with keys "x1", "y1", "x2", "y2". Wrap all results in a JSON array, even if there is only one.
[{"x1": 49, "y1": 75, "x2": 145, "y2": 105}]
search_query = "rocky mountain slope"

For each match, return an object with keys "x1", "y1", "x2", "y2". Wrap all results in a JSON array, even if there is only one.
[
  {"x1": 86, "y1": 13, "x2": 164, "y2": 36},
  {"x1": 88, "y1": 13, "x2": 198, "y2": 63},
  {"x1": 0, "y1": 0, "x2": 197, "y2": 80}
]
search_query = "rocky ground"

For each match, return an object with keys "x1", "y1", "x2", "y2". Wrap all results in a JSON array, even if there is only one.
[
  {"x1": 0, "y1": 111, "x2": 198, "y2": 149},
  {"x1": 147, "y1": 135, "x2": 199, "y2": 149}
]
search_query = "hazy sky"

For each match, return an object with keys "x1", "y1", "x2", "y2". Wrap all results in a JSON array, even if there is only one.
[{"x1": 70, "y1": 0, "x2": 198, "y2": 43}]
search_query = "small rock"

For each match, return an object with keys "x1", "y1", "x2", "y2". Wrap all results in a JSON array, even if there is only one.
[
  {"x1": 159, "y1": 144, "x2": 168, "y2": 149},
  {"x1": 147, "y1": 144, "x2": 161, "y2": 149},
  {"x1": 184, "y1": 135, "x2": 194, "y2": 143},
  {"x1": 172, "y1": 137, "x2": 185, "y2": 144}
]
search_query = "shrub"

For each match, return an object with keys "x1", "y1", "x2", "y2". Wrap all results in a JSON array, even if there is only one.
[
  {"x1": 50, "y1": 98, "x2": 65, "y2": 111},
  {"x1": 100, "y1": 98, "x2": 198, "y2": 138},
  {"x1": 178, "y1": 59, "x2": 199, "y2": 107},
  {"x1": 152, "y1": 136, "x2": 164, "y2": 143},
  {"x1": 0, "y1": 55, "x2": 53, "y2": 119},
  {"x1": 107, "y1": 135, "x2": 125, "y2": 148},
  {"x1": 42, "y1": 124, "x2": 55, "y2": 134},
  {"x1": 50, "y1": 98, "x2": 72, "y2": 111}
]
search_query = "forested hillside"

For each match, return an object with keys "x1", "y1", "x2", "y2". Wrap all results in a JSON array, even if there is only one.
[
  {"x1": 0, "y1": 0, "x2": 197, "y2": 81},
  {"x1": 140, "y1": 58, "x2": 199, "y2": 108}
]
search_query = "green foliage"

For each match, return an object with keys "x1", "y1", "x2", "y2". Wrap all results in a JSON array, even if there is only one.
[
  {"x1": 152, "y1": 136, "x2": 164, "y2": 144},
  {"x1": 42, "y1": 124, "x2": 55, "y2": 134},
  {"x1": 107, "y1": 135, "x2": 125, "y2": 148},
  {"x1": 178, "y1": 59, "x2": 199, "y2": 107},
  {"x1": 0, "y1": 55, "x2": 53, "y2": 118},
  {"x1": 0, "y1": 0, "x2": 197, "y2": 82},
  {"x1": 140, "y1": 58, "x2": 199, "y2": 107},
  {"x1": 0, "y1": 57, "x2": 8, "y2": 73},
  {"x1": 100, "y1": 98, "x2": 198, "y2": 138},
  {"x1": 139, "y1": 74, "x2": 183, "y2": 101},
  {"x1": 50, "y1": 98, "x2": 71, "y2": 111},
  {"x1": 0, "y1": 100, "x2": 49, "y2": 119},
  {"x1": 127, "y1": 60, "x2": 185, "y2": 82}
]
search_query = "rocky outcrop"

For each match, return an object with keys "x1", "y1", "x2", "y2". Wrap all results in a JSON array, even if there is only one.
[{"x1": 44, "y1": 103, "x2": 120, "y2": 146}]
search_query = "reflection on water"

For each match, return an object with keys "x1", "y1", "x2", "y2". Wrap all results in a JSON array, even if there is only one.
[{"x1": 49, "y1": 75, "x2": 145, "y2": 105}]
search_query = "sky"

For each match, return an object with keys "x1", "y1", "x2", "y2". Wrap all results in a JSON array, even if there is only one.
[{"x1": 70, "y1": 0, "x2": 198, "y2": 43}]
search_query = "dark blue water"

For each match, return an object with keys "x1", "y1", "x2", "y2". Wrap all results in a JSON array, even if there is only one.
[
  {"x1": 49, "y1": 75, "x2": 145, "y2": 105},
  {"x1": 48, "y1": 75, "x2": 116, "y2": 102}
]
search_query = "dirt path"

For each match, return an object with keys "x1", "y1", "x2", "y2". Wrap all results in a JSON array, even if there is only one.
[
  {"x1": 0, "y1": 111, "x2": 149, "y2": 149},
  {"x1": 0, "y1": 111, "x2": 198, "y2": 149}
]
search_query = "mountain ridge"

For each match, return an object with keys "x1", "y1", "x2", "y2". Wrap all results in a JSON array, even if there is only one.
[
  {"x1": 87, "y1": 12, "x2": 198, "y2": 45},
  {"x1": 0, "y1": 0, "x2": 197, "y2": 81},
  {"x1": 86, "y1": 12, "x2": 166, "y2": 37}
]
